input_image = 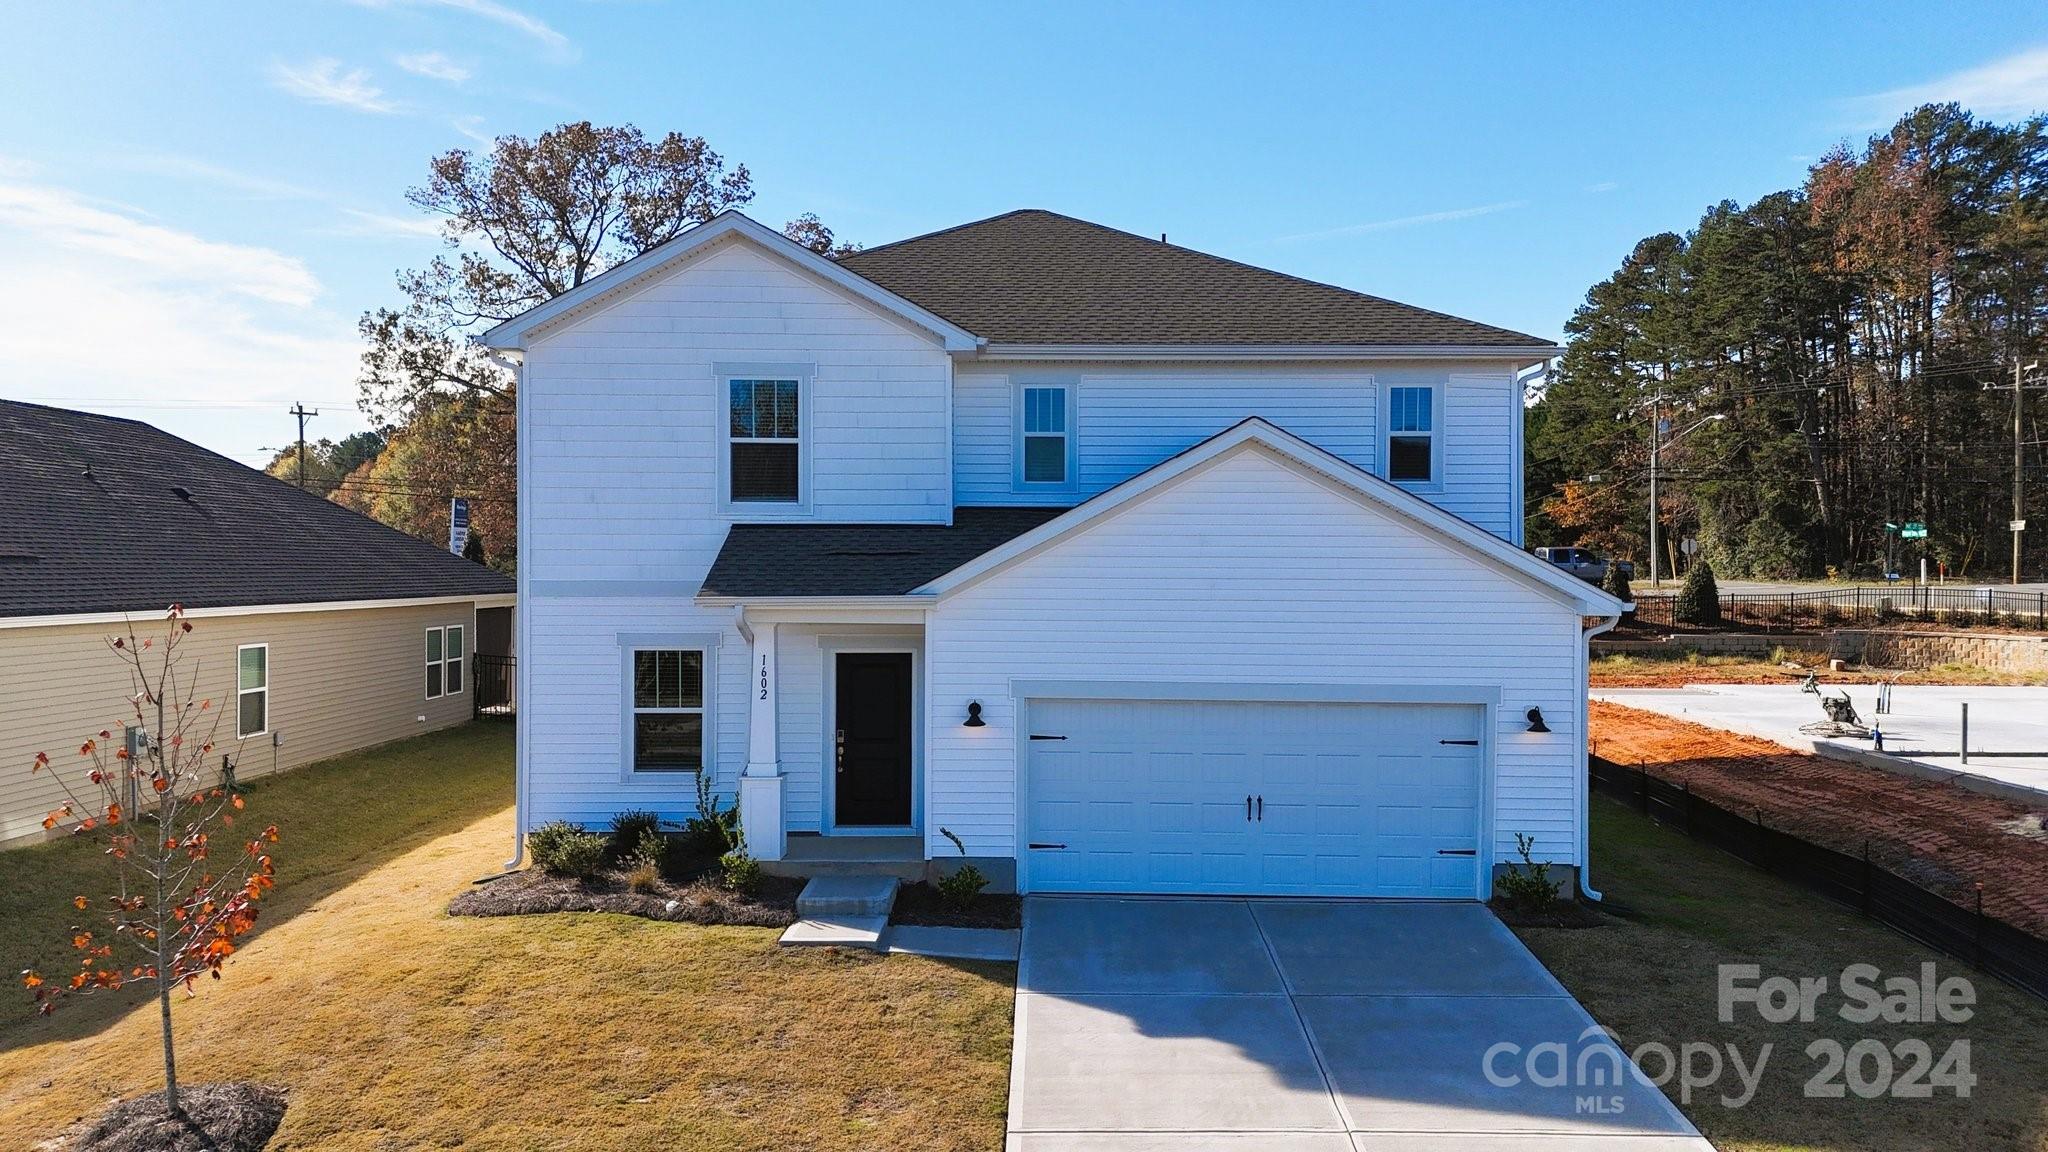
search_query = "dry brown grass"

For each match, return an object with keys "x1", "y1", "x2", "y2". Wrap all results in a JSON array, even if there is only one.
[
  {"x1": 1589, "y1": 651, "x2": 2037, "y2": 688},
  {"x1": 0, "y1": 750, "x2": 1013, "y2": 1150}
]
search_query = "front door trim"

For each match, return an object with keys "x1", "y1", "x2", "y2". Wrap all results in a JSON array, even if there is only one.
[
  {"x1": 821, "y1": 635, "x2": 922, "y2": 837},
  {"x1": 1011, "y1": 680, "x2": 1500, "y2": 896}
]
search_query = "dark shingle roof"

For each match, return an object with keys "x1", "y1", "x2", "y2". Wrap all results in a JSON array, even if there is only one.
[
  {"x1": 0, "y1": 401, "x2": 513, "y2": 618},
  {"x1": 836, "y1": 209, "x2": 1550, "y2": 348},
  {"x1": 701, "y1": 508, "x2": 1068, "y2": 598}
]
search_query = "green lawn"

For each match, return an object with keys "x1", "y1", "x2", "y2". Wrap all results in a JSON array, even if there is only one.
[
  {"x1": 1518, "y1": 796, "x2": 2048, "y2": 1151},
  {"x1": 0, "y1": 719, "x2": 1015, "y2": 1151},
  {"x1": 1, "y1": 719, "x2": 517, "y2": 1035}
]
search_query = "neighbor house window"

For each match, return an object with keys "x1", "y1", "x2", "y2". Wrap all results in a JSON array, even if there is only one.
[
  {"x1": 630, "y1": 648, "x2": 704, "y2": 771},
  {"x1": 728, "y1": 377, "x2": 801, "y2": 502},
  {"x1": 425, "y1": 625, "x2": 465, "y2": 699},
  {"x1": 1018, "y1": 384, "x2": 1073, "y2": 485},
  {"x1": 236, "y1": 644, "x2": 268, "y2": 738},
  {"x1": 1386, "y1": 385, "x2": 1437, "y2": 483}
]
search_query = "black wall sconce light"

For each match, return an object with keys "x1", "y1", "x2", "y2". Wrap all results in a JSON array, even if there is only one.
[
  {"x1": 964, "y1": 700, "x2": 985, "y2": 727},
  {"x1": 1525, "y1": 706, "x2": 1550, "y2": 733}
]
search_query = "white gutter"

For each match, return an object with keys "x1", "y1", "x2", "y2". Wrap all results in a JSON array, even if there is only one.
[
  {"x1": 0, "y1": 592, "x2": 515, "y2": 631},
  {"x1": 493, "y1": 349, "x2": 531, "y2": 874},
  {"x1": 1577, "y1": 609, "x2": 1626, "y2": 901},
  {"x1": 970, "y1": 342, "x2": 1565, "y2": 362}
]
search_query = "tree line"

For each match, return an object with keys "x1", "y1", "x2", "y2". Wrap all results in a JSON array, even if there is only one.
[{"x1": 1528, "y1": 103, "x2": 2048, "y2": 581}]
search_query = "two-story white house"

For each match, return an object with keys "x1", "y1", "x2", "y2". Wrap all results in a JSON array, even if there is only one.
[{"x1": 485, "y1": 209, "x2": 1627, "y2": 899}]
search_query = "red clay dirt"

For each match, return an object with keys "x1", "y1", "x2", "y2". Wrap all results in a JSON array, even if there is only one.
[{"x1": 1591, "y1": 700, "x2": 2048, "y2": 938}]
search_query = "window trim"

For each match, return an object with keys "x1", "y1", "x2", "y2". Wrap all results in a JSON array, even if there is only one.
[
  {"x1": 1012, "y1": 378, "x2": 1079, "y2": 491},
  {"x1": 235, "y1": 643, "x2": 269, "y2": 740},
  {"x1": 617, "y1": 632, "x2": 719, "y2": 781},
  {"x1": 425, "y1": 624, "x2": 468, "y2": 700},
  {"x1": 1380, "y1": 381, "x2": 1445, "y2": 491},
  {"x1": 716, "y1": 363, "x2": 813, "y2": 516}
]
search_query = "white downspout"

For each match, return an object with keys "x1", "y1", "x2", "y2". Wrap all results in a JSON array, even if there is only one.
[
  {"x1": 493, "y1": 348, "x2": 530, "y2": 873},
  {"x1": 1578, "y1": 609, "x2": 1624, "y2": 901}
]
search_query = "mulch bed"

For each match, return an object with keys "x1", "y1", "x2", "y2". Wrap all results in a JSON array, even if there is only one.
[
  {"x1": 71, "y1": 1082, "x2": 286, "y2": 1152},
  {"x1": 449, "y1": 864, "x2": 801, "y2": 927},
  {"x1": 1489, "y1": 897, "x2": 1609, "y2": 929},
  {"x1": 888, "y1": 882, "x2": 1022, "y2": 929}
]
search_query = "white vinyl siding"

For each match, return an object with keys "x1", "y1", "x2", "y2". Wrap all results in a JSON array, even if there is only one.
[
  {"x1": 519, "y1": 240, "x2": 952, "y2": 589},
  {"x1": 954, "y1": 363, "x2": 1519, "y2": 539},
  {"x1": 926, "y1": 446, "x2": 1581, "y2": 867}
]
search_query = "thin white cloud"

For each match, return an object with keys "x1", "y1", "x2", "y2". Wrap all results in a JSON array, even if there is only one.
[
  {"x1": 0, "y1": 178, "x2": 356, "y2": 423},
  {"x1": 1856, "y1": 44, "x2": 2048, "y2": 123},
  {"x1": 353, "y1": 0, "x2": 573, "y2": 60},
  {"x1": 1278, "y1": 200, "x2": 1527, "y2": 243},
  {"x1": 450, "y1": 114, "x2": 493, "y2": 145},
  {"x1": 0, "y1": 180, "x2": 319, "y2": 305},
  {"x1": 332, "y1": 208, "x2": 446, "y2": 240},
  {"x1": 116, "y1": 154, "x2": 320, "y2": 200},
  {"x1": 395, "y1": 50, "x2": 471, "y2": 83},
  {"x1": 268, "y1": 58, "x2": 399, "y2": 114},
  {"x1": 1583, "y1": 181, "x2": 1619, "y2": 194}
]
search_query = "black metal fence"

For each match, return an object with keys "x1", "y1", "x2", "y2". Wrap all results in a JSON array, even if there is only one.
[
  {"x1": 1631, "y1": 586, "x2": 2048, "y2": 632},
  {"x1": 1590, "y1": 755, "x2": 2048, "y2": 1002},
  {"x1": 473, "y1": 653, "x2": 515, "y2": 718}
]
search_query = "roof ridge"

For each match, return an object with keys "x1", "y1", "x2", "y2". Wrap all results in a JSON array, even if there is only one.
[
  {"x1": 0, "y1": 397, "x2": 151, "y2": 429},
  {"x1": 838, "y1": 208, "x2": 1052, "y2": 262}
]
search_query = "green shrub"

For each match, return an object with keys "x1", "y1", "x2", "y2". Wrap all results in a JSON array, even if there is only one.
[
  {"x1": 684, "y1": 771, "x2": 739, "y2": 857},
  {"x1": 1495, "y1": 832, "x2": 1558, "y2": 911},
  {"x1": 719, "y1": 828, "x2": 760, "y2": 894},
  {"x1": 935, "y1": 827, "x2": 990, "y2": 909},
  {"x1": 633, "y1": 827, "x2": 674, "y2": 877},
  {"x1": 609, "y1": 809, "x2": 662, "y2": 857},
  {"x1": 1673, "y1": 559, "x2": 1720, "y2": 627},
  {"x1": 1600, "y1": 562, "x2": 1633, "y2": 609},
  {"x1": 529, "y1": 821, "x2": 608, "y2": 879}
]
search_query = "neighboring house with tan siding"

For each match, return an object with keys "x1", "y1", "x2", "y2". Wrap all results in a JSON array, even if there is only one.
[{"x1": 0, "y1": 400, "x2": 514, "y2": 847}]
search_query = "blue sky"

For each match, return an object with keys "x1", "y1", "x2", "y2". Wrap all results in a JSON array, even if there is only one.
[{"x1": 4, "y1": 2, "x2": 2047, "y2": 465}]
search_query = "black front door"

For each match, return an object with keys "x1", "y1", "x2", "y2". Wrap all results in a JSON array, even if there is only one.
[{"x1": 834, "y1": 652, "x2": 913, "y2": 827}]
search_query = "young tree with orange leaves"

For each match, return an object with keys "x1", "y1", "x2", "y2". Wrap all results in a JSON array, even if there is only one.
[{"x1": 22, "y1": 606, "x2": 279, "y2": 1118}]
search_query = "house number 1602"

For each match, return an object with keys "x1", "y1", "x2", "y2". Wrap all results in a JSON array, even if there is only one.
[{"x1": 759, "y1": 654, "x2": 769, "y2": 700}]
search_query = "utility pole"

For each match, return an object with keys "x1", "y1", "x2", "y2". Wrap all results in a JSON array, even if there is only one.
[
  {"x1": 1648, "y1": 396, "x2": 1661, "y2": 588},
  {"x1": 1999, "y1": 362, "x2": 2046, "y2": 585},
  {"x1": 290, "y1": 403, "x2": 317, "y2": 487}
]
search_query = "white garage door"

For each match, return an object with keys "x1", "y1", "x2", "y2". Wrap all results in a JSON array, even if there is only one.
[{"x1": 1023, "y1": 698, "x2": 1485, "y2": 897}]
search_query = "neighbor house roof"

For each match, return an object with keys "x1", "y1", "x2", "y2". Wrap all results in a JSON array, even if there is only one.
[
  {"x1": 0, "y1": 400, "x2": 514, "y2": 620},
  {"x1": 837, "y1": 209, "x2": 1555, "y2": 349},
  {"x1": 699, "y1": 508, "x2": 1067, "y2": 599}
]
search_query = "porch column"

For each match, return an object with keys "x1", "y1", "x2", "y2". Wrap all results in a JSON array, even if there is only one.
[{"x1": 737, "y1": 620, "x2": 785, "y2": 860}]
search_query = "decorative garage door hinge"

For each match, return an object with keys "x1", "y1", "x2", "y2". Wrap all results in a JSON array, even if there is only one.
[
  {"x1": 1438, "y1": 739, "x2": 1480, "y2": 746},
  {"x1": 1028, "y1": 842, "x2": 1067, "y2": 850},
  {"x1": 1436, "y1": 848, "x2": 1478, "y2": 856},
  {"x1": 1029, "y1": 734, "x2": 1068, "y2": 741}
]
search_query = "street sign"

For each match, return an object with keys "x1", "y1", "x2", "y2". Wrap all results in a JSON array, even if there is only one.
[
  {"x1": 1679, "y1": 537, "x2": 1699, "y2": 556},
  {"x1": 1901, "y1": 521, "x2": 1927, "y2": 540},
  {"x1": 449, "y1": 497, "x2": 471, "y2": 555}
]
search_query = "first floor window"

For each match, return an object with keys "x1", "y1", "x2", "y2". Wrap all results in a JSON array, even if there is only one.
[
  {"x1": 632, "y1": 648, "x2": 705, "y2": 771},
  {"x1": 237, "y1": 644, "x2": 268, "y2": 738},
  {"x1": 426, "y1": 625, "x2": 466, "y2": 699},
  {"x1": 728, "y1": 377, "x2": 801, "y2": 502},
  {"x1": 1387, "y1": 385, "x2": 1436, "y2": 483}
]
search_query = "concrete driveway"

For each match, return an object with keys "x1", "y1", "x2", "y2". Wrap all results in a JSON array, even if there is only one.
[{"x1": 1008, "y1": 898, "x2": 1713, "y2": 1151}]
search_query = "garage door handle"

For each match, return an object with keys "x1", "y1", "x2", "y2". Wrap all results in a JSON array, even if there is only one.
[
  {"x1": 1439, "y1": 739, "x2": 1479, "y2": 746},
  {"x1": 1256, "y1": 795, "x2": 1263, "y2": 821},
  {"x1": 1245, "y1": 795, "x2": 1252, "y2": 821},
  {"x1": 1437, "y1": 848, "x2": 1477, "y2": 856}
]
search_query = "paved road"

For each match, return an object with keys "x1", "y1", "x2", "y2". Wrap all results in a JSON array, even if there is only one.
[
  {"x1": 1008, "y1": 897, "x2": 1711, "y2": 1151},
  {"x1": 1630, "y1": 578, "x2": 2048, "y2": 596}
]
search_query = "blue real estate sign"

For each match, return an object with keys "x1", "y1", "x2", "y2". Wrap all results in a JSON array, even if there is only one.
[{"x1": 449, "y1": 497, "x2": 470, "y2": 555}]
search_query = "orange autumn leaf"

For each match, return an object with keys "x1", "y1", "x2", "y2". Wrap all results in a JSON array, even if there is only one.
[{"x1": 72, "y1": 896, "x2": 88, "y2": 910}]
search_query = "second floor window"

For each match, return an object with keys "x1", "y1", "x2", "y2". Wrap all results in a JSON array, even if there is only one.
[
  {"x1": 729, "y1": 378, "x2": 801, "y2": 502},
  {"x1": 1020, "y1": 385, "x2": 1071, "y2": 485},
  {"x1": 1386, "y1": 385, "x2": 1436, "y2": 483}
]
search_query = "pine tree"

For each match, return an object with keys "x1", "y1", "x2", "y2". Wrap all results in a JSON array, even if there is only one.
[{"x1": 1601, "y1": 559, "x2": 1634, "y2": 606}]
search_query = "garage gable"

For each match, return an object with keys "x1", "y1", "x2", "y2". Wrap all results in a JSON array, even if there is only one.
[{"x1": 920, "y1": 418, "x2": 1623, "y2": 614}]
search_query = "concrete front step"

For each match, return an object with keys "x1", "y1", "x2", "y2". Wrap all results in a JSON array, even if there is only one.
[
  {"x1": 779, "y1": 915, "x2": 889, "y2": 950},
  {"x1": 762, "y1": 856, "x2": 928, "y2": 882},
  {"x1": 795, "y1": 874, "x2": 900, "y2": 918}
]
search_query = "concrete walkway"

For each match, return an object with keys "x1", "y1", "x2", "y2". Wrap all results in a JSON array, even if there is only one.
[{"x1": 1008, "y1": 898, "x2": 1711, "y2": 1151}]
